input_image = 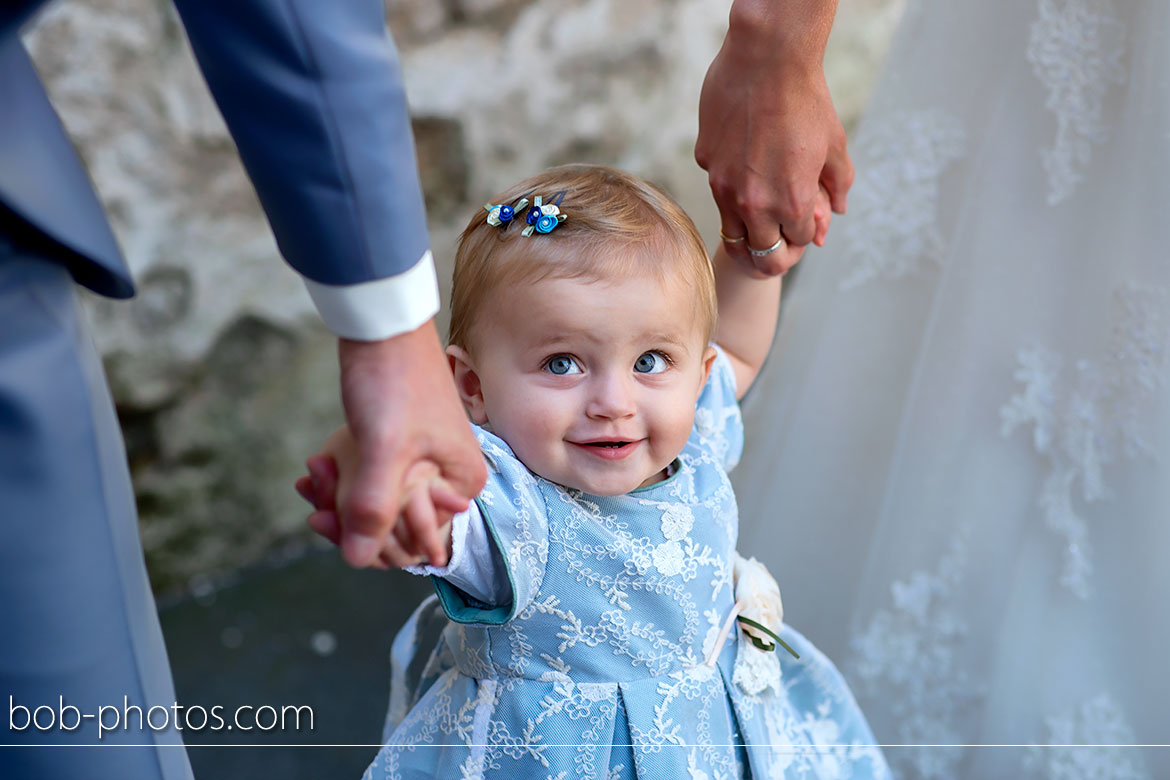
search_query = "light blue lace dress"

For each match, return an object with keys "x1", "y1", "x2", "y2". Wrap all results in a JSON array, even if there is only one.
[{"x1": 366, "y1": 352, "x2": 890, "y2": 779}]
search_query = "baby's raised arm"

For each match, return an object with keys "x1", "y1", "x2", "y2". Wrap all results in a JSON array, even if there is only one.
[{"x1": 713, "y1": 187, "x2": 832, "y2": 398}]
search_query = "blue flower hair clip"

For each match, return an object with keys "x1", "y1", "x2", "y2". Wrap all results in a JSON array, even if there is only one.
[{"x1": 484, "y1": 190, "x2": 567, "y2": 236}]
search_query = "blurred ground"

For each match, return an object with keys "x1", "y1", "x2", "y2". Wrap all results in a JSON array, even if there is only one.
[{"x1": 161, "y1": 552, "x2": 432, "y2": 778}]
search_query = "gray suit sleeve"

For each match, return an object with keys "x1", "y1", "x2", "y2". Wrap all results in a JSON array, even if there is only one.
[{"x1": 170, "y1": 0, "x2": 429, "y2": 286}]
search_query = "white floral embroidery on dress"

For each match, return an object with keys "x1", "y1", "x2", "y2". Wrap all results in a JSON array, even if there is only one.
[
  {"x1": 1024, "y1": 694, "x2": 1149, "y2": 779},
  {"x1": 659, "y1": 504, "x2": 695, "y2": 541},
  {"x1": 839, "y1": 109, "x2": 966, "y2": 290},
  {"x1": 1000, "y1": 284, "x2": 1169, "y2": 598},
  {"x1": 652, "y1": 540, "x2": 686, "y2": 576},
  {"x1": 1027, "y1": 0, "x2": 1126, "y2": 205},
  {"x1": 848, "y1": 526, "x2": 984, "y2": 779}
]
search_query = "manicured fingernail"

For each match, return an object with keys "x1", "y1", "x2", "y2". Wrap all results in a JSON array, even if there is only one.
[{"x1": 343, "y1": 534, "x2": 379, "y2": 566}]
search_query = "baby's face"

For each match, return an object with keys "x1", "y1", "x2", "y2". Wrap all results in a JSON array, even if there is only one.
[{"x1": 458, "y1": 271, "x2": 714, "y2": 496}]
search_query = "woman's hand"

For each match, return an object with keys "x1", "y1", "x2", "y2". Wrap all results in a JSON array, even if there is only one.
[{"x1": 696, "y1": 0, "x2": 851, "y2": 276}]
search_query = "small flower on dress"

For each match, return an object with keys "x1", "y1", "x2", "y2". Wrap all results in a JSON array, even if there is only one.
[
  {"x1": 693, "y1": 407, "x2": 718, "y2": 438},
  {"x1": 627, "y1": 538, "x2": 654, "y2": 575},
  {"x1": 575, "y1": 682, "x2": 615, "y2": 703},
  {"x1": 652, "y1": 540, "x2": 685, "y2": 576},
  {"x1": 660, "y1": 505, "x2": 695, "y2": 541},
  {"x1": 600, "y1": 608, "x2": 627, "y2": 629}
]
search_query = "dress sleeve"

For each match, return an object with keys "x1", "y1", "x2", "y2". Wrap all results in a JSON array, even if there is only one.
[
  {"x1": 403, "y1": 502, "x2": 510, "y2": 606},
  {"x1": 429, "y1": 428, "x2": 551, "y2": 625},
  {"x1": 690, "y1": 345, "x2": 745, "y2": 472}
]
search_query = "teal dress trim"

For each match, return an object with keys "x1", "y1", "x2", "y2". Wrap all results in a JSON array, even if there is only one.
[{"x1": 429, "y1": 497, "x2": 519, "y2": 625}]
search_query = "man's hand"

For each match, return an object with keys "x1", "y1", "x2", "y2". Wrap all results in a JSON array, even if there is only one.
[
  {"x1": 696, "y1": 0, "x2": 852, "y2": 277},
  {"x1": 335, "y1": 320, "x2": 486, "y2": 567},
  {"x1": 296, "y1": 452, "x2": 460, "y2": 569}
]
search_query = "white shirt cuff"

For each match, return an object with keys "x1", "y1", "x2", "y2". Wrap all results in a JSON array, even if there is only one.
[{"x1": 303, "y1": 250, "x2": 440, "y2": 341}]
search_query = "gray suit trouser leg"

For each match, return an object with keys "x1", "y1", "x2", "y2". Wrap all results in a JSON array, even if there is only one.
[{"x1": 1, "y1": 244, "x2": 192, "y2": 779}]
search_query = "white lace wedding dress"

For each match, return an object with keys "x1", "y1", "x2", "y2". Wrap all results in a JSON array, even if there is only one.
[{"x1": 734, "y1": 0, "x2": 1170, "y2": 777}]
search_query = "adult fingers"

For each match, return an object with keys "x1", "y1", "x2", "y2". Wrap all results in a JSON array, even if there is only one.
[
  {"x1": 812, "y1": 187, "x2": 833, "y2": 247},
  {"x1": 341, "y1": 443, "x2": 408, "y2": 568},
  {"x1": 742, "y1": 217, "x2": 785, "y2": 271},
  {"x1": 306, "y1": 509, "x2": 341, "y2": 545},
  {"x1": 429, "y1": 479, "x2": 471, "y2": 516},
  {"x1": 821, "y1": 138, "x2": 854, "y2": 215},
  {"x1": 294, "y1": 476, "x2": 315, "y2": 506},
  {"x1": 433, "y1": 438, "x2": 488, "y2": 507},
  {"x1": 751, "y1": 242, "x2": 808, "y2": 277},
  {"x1": 769, "y1": 180, "x2": 818, "y2": 248},
  {"x1": 729, "y1": 178, "x2": 818, "y2": 261},
  {"x1": 305, "y1": 455, "x2": 339, "y2": 511},
  {"x1": 712, "y1": 187, "x2": 750, "y2": 248}
]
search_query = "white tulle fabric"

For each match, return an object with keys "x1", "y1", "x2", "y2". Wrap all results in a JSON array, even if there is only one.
[{"x1": 734, "y1": 0, "x2": 1170, "y2": 777}]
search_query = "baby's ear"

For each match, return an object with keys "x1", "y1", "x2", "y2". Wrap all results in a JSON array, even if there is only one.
[
  {"x1": 446, "y1": 345, "x2": 488, "y2": 424},
  {"x1": 698, "y1": 344, "x2": 718, "y2": 393}
]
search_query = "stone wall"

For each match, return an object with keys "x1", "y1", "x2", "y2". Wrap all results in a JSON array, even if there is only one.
[{"x1": 26, "y1": 0, "x2": 904, "y2": 593}]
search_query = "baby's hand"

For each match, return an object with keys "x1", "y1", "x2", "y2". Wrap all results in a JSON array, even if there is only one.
[
  {"x1": 295, "y1": 427, "x2": 467, "y2": 567},
  {"x1": 382, "y1": 461, "x2": 458, "y2": 569}
]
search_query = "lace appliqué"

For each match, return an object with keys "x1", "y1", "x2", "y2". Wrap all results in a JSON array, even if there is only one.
[
  {"x1": 840, "y1": 109, "x2": 966, "y2": 290},
  {"x1": 1027, "y1": 0, "x2": 1127, "y2": 205},
  {"x1": 1000, "y1": 285, "x2": 1169, "y2": 598},
  {"x1": 1025, "y1": 694, "x2": 1149, "y2": 779},
  {"x1": 848, "y1": 527, "x2": 984, "y2": 779}
]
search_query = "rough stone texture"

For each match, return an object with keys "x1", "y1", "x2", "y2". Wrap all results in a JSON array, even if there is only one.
[{"x1": 24, "y1": 0, "x2": 904, "y2": 593}]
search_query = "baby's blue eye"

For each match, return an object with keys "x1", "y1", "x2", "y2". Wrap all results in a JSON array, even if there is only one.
[
  {"x1": 546, "y1": 355, "x2": 582, "y2": 375},
  {"x1": 634, "y1": 352, "x2": 668, "y2": 374}
]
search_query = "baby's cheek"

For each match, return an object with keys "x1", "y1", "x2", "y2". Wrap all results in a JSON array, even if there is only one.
[
  {"x1": 657, "y1": 406, "x2": 697, "y2": 458},
  {"x1": 525, "y1": 410, "x2": 563, "y2": 441}
]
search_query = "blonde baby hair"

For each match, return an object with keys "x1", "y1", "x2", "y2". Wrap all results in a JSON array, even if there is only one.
[{"x1": 448, "y1": 164, "x2": 716, "y2": 350}]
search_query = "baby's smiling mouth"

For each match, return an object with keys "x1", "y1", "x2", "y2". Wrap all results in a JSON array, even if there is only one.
[{"x1": 571, "y1": 439, "x2": 643, "y2": 459}]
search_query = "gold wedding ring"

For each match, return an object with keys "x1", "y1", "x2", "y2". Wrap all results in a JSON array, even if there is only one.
[{"x1": 719, "y1": 229, "x2": 746, "y2": 244}]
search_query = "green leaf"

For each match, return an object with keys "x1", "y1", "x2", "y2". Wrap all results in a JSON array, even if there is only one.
[{"x1": 737, "y1": 615, "x2": 799, "y2": 659}]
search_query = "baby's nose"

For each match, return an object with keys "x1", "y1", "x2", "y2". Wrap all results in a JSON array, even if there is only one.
[{"x1": 585, "y1": 373, "x2": 637, "y2": 420}]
